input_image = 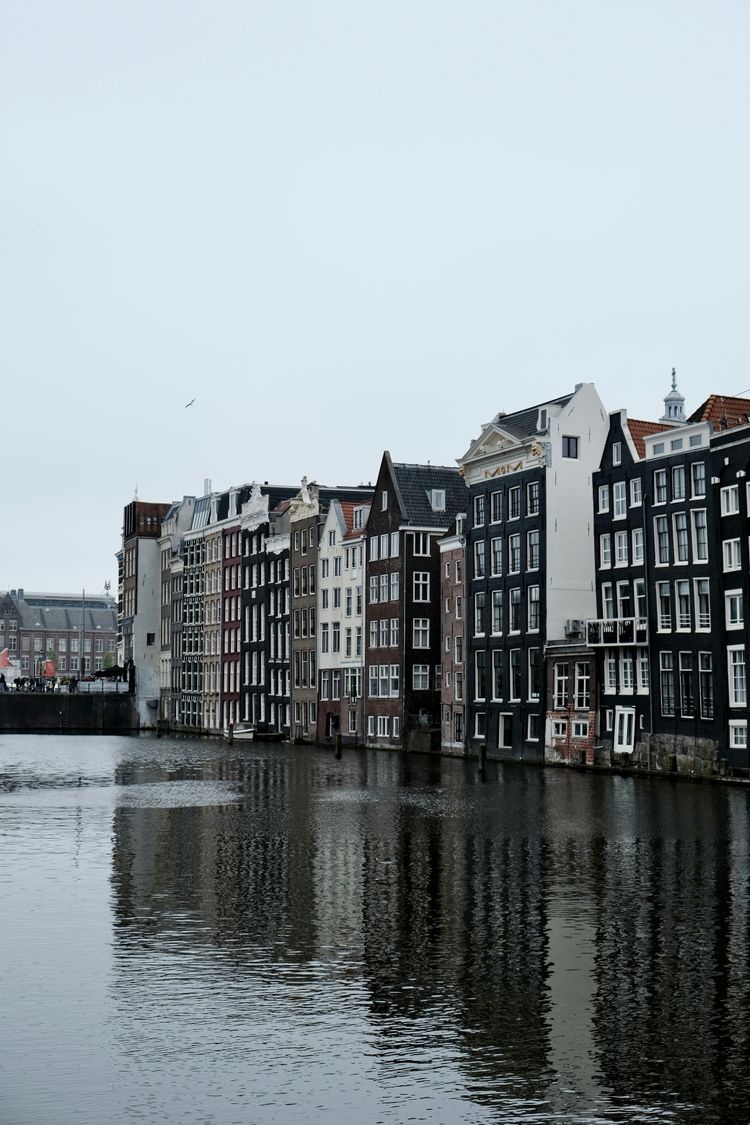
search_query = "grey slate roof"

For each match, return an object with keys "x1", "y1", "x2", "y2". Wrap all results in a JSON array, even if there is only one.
[
  {"x1": 0, "y1": 591, "x2": 117, "y2": 633},
  {"x1": 391, "y1": 462, "x2": 468, "y2": 527},
  {"x1": 489, "y1": 393, "x2": 573, "y2": 440}
]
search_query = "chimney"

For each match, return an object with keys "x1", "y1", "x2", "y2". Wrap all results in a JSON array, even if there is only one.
[{"x1": 203, "y1": 478, "x2": 211, "y2": 496}]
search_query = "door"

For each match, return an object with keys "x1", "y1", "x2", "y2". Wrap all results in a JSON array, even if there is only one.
[{"x1": 614, "y1": 707, "x2": 635, "y2": 753}]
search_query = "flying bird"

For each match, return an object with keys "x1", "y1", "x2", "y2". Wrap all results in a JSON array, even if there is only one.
[{"x1": 185, "y1": 398, "x2": 195, "y2": 408}]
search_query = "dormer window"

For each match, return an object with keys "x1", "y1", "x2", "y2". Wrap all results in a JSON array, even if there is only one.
[
  {"x1": 429, "y1": 489, "x2": 446, "y2": 512},
  {"x1": 537, "y1": 408, "x2": 548, "y2": 432},
  {"x1": 354, "y1": 507, "x2": 364, "y2": 529}
]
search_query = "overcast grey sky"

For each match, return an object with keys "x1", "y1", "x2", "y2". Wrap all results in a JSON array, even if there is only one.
[{"x1": 2, "y1": 0, "x2": 749, "y2": 594}]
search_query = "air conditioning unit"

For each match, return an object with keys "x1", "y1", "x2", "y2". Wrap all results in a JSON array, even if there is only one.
[{"x1": 564, "y1": 619, "x2": 584, "y2": 637}]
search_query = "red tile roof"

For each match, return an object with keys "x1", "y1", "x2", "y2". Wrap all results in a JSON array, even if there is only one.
[
  {"x1": 341, "y1": 499, "x2": 370, "y2": 539},
  {"x1": 626, "y1": 419, "x2": 672, "y2": 459},
  {"x1": 687, "y1": 395, "x2": 750, "y2": 432}
]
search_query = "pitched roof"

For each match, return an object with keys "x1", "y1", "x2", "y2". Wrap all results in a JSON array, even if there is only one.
[
  {"x1": 339, "y1": 500, "x2": 371, "y2": 540},
  {"x1": 625, "y1": 419, "x2": 672, "y2": 459},
  {"x1": 688, "y1": 395, "x2": 750, "y2": 431},
  {"x1": 489, "y1": 394, "x2": 573, "y2": 440},
  {"x1": 391, "y1": 462, "x2": 468, "y2": 527}
]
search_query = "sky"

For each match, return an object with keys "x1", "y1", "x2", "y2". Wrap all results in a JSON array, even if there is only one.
[{"x1": 2, "y1": 0, "x2": 750, "y2": 594}]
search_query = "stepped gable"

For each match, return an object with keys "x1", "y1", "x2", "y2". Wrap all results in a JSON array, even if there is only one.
[
  {"x1": 688, "y1": 394, "x2": 750, "y2": 432},
  {"x1": 625, "y1": 419, "x2": 672, "y2": 459},
  {"x1": 391, "y1": 462, "x2": 467, "y2": 527}
]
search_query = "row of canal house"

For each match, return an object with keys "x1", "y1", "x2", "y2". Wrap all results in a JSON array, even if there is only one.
[
  {"x1": 119, "y1": 374, "x2": 750, "y2": 773},
  {"x1": 458, "y1": 376, "x2": 750, "y2": 775}
]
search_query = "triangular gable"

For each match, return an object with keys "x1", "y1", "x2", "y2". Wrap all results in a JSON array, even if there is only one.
[{"x1": 0, "y1": 594, "x2": 17, "y2": 616}]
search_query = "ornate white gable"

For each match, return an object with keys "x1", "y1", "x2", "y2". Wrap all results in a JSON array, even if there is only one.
[{"x1": 458, "y1": 424, "x2": 546, "y2": 486}]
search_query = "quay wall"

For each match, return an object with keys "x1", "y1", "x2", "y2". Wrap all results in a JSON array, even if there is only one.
[{"x1": 0, "y1": 694, "x2": 140, "y2": 734}]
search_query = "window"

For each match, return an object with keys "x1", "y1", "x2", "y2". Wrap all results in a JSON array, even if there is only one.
[
  {"x1": 527, "y1": 530, "x2": 540, "y2": 571},
  {"x1": 691, "y1": 462, "x2": 706, "y2": 498},
  {"x1": 527, "y1": 586, "x2": 540, "y2": 631},
  {"x1": 527, "y1": 714, "x2": 540, "y2": 742},
  {"x1": 430, "y1": 489, "x2": 445, "y2": 511},
  {"x1": 552, "y1": 720, "x2": 567, "y2": 738},
  {"x1": 377, "y1": 715, "x2": 390, "y2": 737},
  {"x1": 390, "y1": 618, "x2": 399, "y2": 647},
  {"x1": 509, "y1": 650, "x2": 521, "y2": 700},
  {"x1": 600, "y1": 534, "x2": 612, "y2": 568},
  {"x1": 699, "y1": 652, "x2": 714, "y2": 718},
  {"x1": 637, "y1": 651, "x2": 649, "y2": 693},
  {"x1": 729, "y1": 648, "x2": 746, "y2": 707},
  {"x1": 612, "y1": 442, "x2": 621, "y2": 466},
  {"x1": 414, "y1": 572, "x2": 430, "y2": 601},
  {"x1": 613, "y1": 482, "x2": 626, "y2": 519},
  {"x1": 726, "y1": 590, "x2": 744, "y2": 629},
  {"x1": 473, "y1": 591, "x2": 485, "y2": 634},
  {"x1": 654, "y1": 516, "x2": 670, "y2": 565},
  {"x1": 413, "y1": 664, "x2": 429, "y2": 690},
  {"x1": 602, "y1": 583, "x2": 614, "y2": 620},
  {"x1": 332, "y1": 623, "x2": 341, "y2": 653},
  {"x1": 491, "y1": 537, "x2": 503, "y2": 576},
  {"x1": 632, "y1": 528, "x2": 644, "y2": 565},
  {"x1": 614, "y1": 531, "x2": 628, "y2": 567},
  {"x1": 475, "y1": 650, "x2": 486, "y2": 700},
  {"x1": 721, "y1": 485, "x2": 739, "y2": 516},
  {"x1": 492, "y1": 650, "x2": 503, "y2": 700},
  {"x1": 491, "y1": 589, "x2": 503, "y2": 634},
  {"x1": 508, "y1": 487, "x2": 521, "y2": 519},
  {"x1": 473, "y1": 541, "x2": 486, "y2": 579},
  {"x1": 455, "y1": 595, "x2": 462, "y2": 620},
  {"x1": 528, "y1": 648, "x2": 540, "y2": 701},
  {"x1": 630, "y1": 478, "x2": 642, "y2": 507},
  {"x1": 673, "y1": 512, "x2": 689, "y2": 563},
  {"x1": 679, "y1": 652, "x2": 693, "y2": 717},
  {"x1": 508, "y1": 534, "x2": 521, "y2": 573},
  {"x1": 527, "y1": 481, "x2": 540, "y2": 516},
  {"x1": 454, "y1": 636, "x2": 463, "y2": 664},
  {"x1": 691, "y1": 510, "x2": 708, "y2": 562},
  {"x1": 660, "y1": 652, "x2": 675, "y2": 716},
  {"x1": 413, "y1": 618, "x2": 429, "y2": 648},
  {"x1": 369, "y1": 537, "x2": 379, "y2": 562},
  {"x1": 729, "y1": 722, "x2": 748, "y2": 750},
  {"x1": 604, "y1": 650, "x2": 616, "y2": 693},
  {"x1": 675, "y1": 580, "x2": 691, "y2": 630},
  {"x1": 473, "y1": 494, "x2": 485, "y2": 527},
  {"x1": 598, "y1": 485, "x2": 610, "y2": 513},
  {"x1": 654, "y1": 469, "x2": 667, "y2": 505},
  {"x1": 620, "y1": 652, "x2": 634, "y2": 693},
  {"x1": 490, "y1": 490, "x2": 503, "y2": 522},
  {"x1": 656, "y1": 582, "x2": 671, "y2": 631},
  {"x1": 572, "y1": 720, "x2": 589, "y2": 739},
  {"x1": 454, "y1": 671, "x2": 463, "y2": 701},
  {"x1": 414, "y1": 533, "x2": 430, "y2": 556},
  {"x1": 554, "y1": 658, "x2": 570, "y2": 706},
  {"x1": 475, "y1": 711, "x2": 486, "y2": 739},
  {"x1": 723, "y1": 539, "x2": 741, "y2": 572},
  {"x1": 672, "y1": 465, "x2": 686, "y2": 501},
  {"x1": 390, "y1": 572, "x2": 399, "y2": 601},
  {"x1": 574, "y1": 661, "x2": 590, "y2": 709},
  {"x1": 694, "y1": 578, "x2": 710, "y2": 630},
  {"x1": 562, "y1": 435, "x2": 579, "y2": 459},
  {"x1": 379, "y1": 619, "x2": 388, "y2": 647},
  {"x1": 509, "y1": 588, "x2": 521, "y2": 632},
  {"x1": 381, "y1": 489, "x2": 388, "y2": 511},
  {"x1": 321, "y1": 624, "x2": 329, "y2": 653},
  {"x1": 390, "y1": 531, "x2": 399, "y2": 557},
  {"x1": 634, "y1": 577, "x2": 646, "y2": 619}
]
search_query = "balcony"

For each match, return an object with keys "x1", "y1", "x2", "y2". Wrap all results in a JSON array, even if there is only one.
[{"x1": 586, "y1": 617, "x2": 648, "y2": 646}]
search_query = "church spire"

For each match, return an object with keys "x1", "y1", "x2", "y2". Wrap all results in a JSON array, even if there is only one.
[{"x1": 661, "y1": 366, "x2": 686, "y2": 424}]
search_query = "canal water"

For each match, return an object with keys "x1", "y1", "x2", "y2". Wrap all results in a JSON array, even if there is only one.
[{"x1": 1, "y1": 735, "x2": 749, "y2": 1125}]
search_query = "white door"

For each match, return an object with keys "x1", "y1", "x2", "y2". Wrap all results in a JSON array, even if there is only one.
[{"x1": 614, "y1": 707, "x2": 635, "y2": 753}]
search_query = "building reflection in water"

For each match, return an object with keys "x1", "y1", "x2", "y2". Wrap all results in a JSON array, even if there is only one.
[{"x1": 110, "y1": 743, "x2": 750, "y2": 1122}]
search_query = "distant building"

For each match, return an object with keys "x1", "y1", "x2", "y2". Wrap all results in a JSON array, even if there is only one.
[
  {"x1": 439, "y1": 517, "x2": 467, "y2": 754},
  {"x1": 118, "y1": 499, "x2": 172, "y2": 725},
  {"x1": 0, "y1": 588, "x2": 116, "y2": 679},
  {"x1": 459, "y1": 384, "x2": 609, "y2": 759},
  {"x1": 364, "y1": 452, "x2": 468, "y2": 750}
]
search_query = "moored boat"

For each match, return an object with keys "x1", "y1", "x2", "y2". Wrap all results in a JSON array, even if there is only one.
[{"x1": 223, "y1": 723, "x2": 255, "y2": 741}]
